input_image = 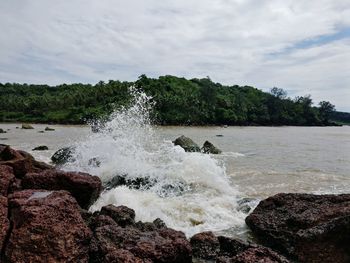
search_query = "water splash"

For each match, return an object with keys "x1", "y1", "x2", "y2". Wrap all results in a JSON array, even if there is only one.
[{"x1": 63, "y1": 88, "x2": 245, "y2": 237}]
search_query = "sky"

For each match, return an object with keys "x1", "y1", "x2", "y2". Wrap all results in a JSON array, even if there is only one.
[{"x1": 0, "y1": 0, "x2": 350, "y2": 111}]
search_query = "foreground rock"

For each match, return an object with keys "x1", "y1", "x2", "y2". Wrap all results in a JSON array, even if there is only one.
[
  {"x1": 0, "y1": 165, "x2": 15, "y2": 196},
  {"x1": 21, "y1": 124, "x2": 34, "y2": 129},
  {"x1": 0, "y1": 196, "x2": 10, "y2": 255},
  {"x1": 190, "y1": 231, "x2": 289, "y2": 263},
  {"x1": 22, "y1": 169, "x2": 102, "y2": 209},
  {"x1": 89, "y1": 205, "x2": 192, "y2": 263},
  {"x1": 0, "y1": 145, "x2": 52, "y2": 178},
  {"x1": 246, "y1": 193, "x2": 350, "y2": 263},
  {"x1": 5, "y1": 190, "x2": 92, "y2": 263},
  {"x1": 51, "y1": 146, "x2": 76, "y2": 165},
  {"x1": 201, "y1": 140, "x2": 222, "y2": 154},
  {"x1": 173, "y1": 135, "x2": 200, "y2": 152}
]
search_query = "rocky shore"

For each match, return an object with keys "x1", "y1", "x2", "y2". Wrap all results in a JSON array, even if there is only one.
[{"x1": 0, "y1": 144, "x2": 349, "y2": 262}]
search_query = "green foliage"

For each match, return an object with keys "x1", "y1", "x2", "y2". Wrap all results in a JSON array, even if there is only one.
[{"x1": 0, "y1": 76, "x2": 340, "y2": 126}]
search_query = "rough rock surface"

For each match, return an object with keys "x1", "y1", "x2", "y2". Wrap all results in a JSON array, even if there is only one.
[
  {"x1": 173, "y1": 135, "x2": 200, "y2": 152},
  {"x1": 0, "y1": 165, "x2": 15, "y2": 196},
  {"x1": 100, "y1": 205, "x2": 135, "y2": 227},
  {"x1": 246, "y1": 193, "x2": 350, "y2": 263},
  {"x1": 190, "y1": 231, "x2": 220, "y2": 259},
  {"x1": 0, "y1": 196, "x2": 10, "y2": 256},
  {"x1": 201, "y1": 140, "x2": 222, "y2": 154},
  {"x1": 22, "y1": 169, "x2": 102, "y2": 209},
  {"x1": 51, "y1": 146, "x2": 76, "y2": 165},
  {"x1": 5, "y1": 190, "x2": 92, "y2": 263}
]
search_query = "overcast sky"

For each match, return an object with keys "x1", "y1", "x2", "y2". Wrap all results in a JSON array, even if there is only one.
[{"x1": 1, "y1": 0, "x2": 349, "y2": 111}]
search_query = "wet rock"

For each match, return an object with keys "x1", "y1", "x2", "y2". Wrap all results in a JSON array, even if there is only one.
[
  {"x1": 173, "y1": 135, "x2": 200, "y2": 152},
  {"x1": 246, "y1": 193, "x2": 350, "y2": 263},
  {"x1": 88, "y1": 157, "x2": 101, "y2": 167},
  {"x1": 38, "y1": 130, "x2": 45, "y2": 133},
  {"x1": 201, "y1": 140, "x2": 222, "y2": 154},
  {"x1": 190, "y1": 231, "x2": 220, "y2": 259},
  {"x1": 0, "y1": 165, "x2": 15, "y2": 196},
  {"x1": 45, "y1": 126, "x2": 55, "y2": 131},
  {"x1": 32, "y1": 145, "x2": 49, "y2": 151},
  {"x1": 22, "y1": 169, "x2": 102, "y2": 209},
  {"x1": 0, "y1": 145, "x2": 52, "y2": 178},
  {"x1": 100, "y1": 205, "x2": 135, "y2": 227},
  {"x1": 237, "y1": 198, "x2": 257, "y2": 214},
  {"x1": 0, "y1": 196, "x2": 9, "y2": 255},
  {"x1": 0, "y1": 128, "x2": 6, "y2": 133},
  {"x1": 51, "y1": 146, "x2": 76, "y2": 165},
  {"x1": 90, "y1": 224, "x2": 192, "y2": 263},
  {"x1": 21, "y1": 124, "x2": 34, "y2": 129},
  {"x1": 104, "y1": 174, "x2": 156, "y2": 190},
  {"x1": 5, "y1": 190, "x2": 92, "y2": 263}
]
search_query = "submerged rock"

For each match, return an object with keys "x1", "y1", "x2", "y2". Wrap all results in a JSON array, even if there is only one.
[
  {"x1": 32, "y1": 145, "x2": 49, "y2": 151},
  {"x1": 246, "y1": 193, "x2": 350, "y2": 263},
  {"x1": 5, "y1": 190, "x2": 92, "y2": 263},
  {"x1": 201, "y1": 140, "x2": 222, "y2": 154},
  {"x1": 51, "y1": 146, "x2": 76, "y2": 165},
  {"x1": 45, "y1": 126, "x2": 55, "y2": 131},
  {"x1": 21, "y1": 124, "x2": 34, "y2": 129},
  {"x1": 104, "y1": 174, "x2": 157, "y2": 190},
  {"x1": 22, "y1": 169, "x2": 102, "y2": 209},
  {"x1": 173, "y1": 135, "x2": 200, "y2": 152},
  {"x1": 0, "y1": 128, "x2": 6, "y2": 133}
]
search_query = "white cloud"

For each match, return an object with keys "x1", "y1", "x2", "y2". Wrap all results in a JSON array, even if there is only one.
[{"x1": 0, "y1": 0, "x2": 349, "y2": 110}]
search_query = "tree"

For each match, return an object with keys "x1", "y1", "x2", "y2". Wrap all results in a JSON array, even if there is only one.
[
  {"x1": 318, "y1": 101, "x2": 335, "y2": 124},
  {"x1": 270, "y1": 87, "x2": 287, "y2": 99}
]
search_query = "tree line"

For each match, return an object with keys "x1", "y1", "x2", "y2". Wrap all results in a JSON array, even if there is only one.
[{"x1": 0, "y1": 75, "x2": 342, "y2": 125}]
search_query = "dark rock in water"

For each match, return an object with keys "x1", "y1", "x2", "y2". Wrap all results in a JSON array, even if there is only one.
[
  {"x1": 0, "y1": 196, "x2": 10, "y2": 254},
  {"x1": 173, "y1": 135, "x2": 200, "y2": 152},
  {"x1": 216, "y1": 134, "x2": 223, "y2": 137},
  {"x1": 22, "y1": 169, "x2": 102, "y2": 209},
  {"x1": 88, "y1": 157, "x2": 101, "y2": 167},
  {"x1": 104, "y1": 174, "x2": 157, "y2": 190},
  {"x1": 32, "y1": 145, "x2": 49, "y2": 151},
  {"x1": 89, "y1": 223, "x2": 192, "y2": 263},
  {"x1": 0, "y1": 165, "x2": 15, "y2": 196},
  {"x1": 0, "y1": 145, "x2": 52, "y2": 178},
  {"x1": 38, "y1": 130, "x2": 44, "y2": 133},
  {"x1": 190, "y1": 231, "x2": 220, "y2": 259},
  {"x1": 21, "y1": 124, "x2": 34, "y2": 129},
  {"x1": 5, "y1": 190, "x2": 92, "y2": 263},
  {"x1": 101, "y1": 205, "x2": 135, "y2": 227},
  {"x1": 44, "y1": 126, "x2": 55, "y2": 131},
  {"x1": 0, "y1": 128, "x2": 6, "y2": 133},
  {"x1": 51, "y1": 146, "x2": 76, "y2": 165},
  {"x1": 237, "y1": 198, "x2": 257, "y2": 214},
  {"x1": 245, "y1": 193, "x2": 350, "y2": 263},
  {"x1": 201, "y1": 140, "x2": 222, "y2": 154}
]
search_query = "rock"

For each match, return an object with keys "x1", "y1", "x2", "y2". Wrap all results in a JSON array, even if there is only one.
[
  {"x1": 201, "y1": 140, "x2": 222, "y2": 154},
  {"x1": 88, "y1": 157, "x2": 101, "y2": 167},
  {"x1": 104, "y1": 174, "x2": 156, "y2": 190},
  {"x1": 5, "y1": 190, "x2": 92, "y2": 263},
  {"x1": 21, "y1": 124, "x2": 34, "y2": 129},
  {"x1": 45, "y1": 126, "x2": 55, "y2": 131},
  {"x1": 0, "y1": 128, "x2": 6, "y2": 133},
  {"x1": 245, "y1": 193, "x2": 350, "y2": 263},
  {"x1": 173, "y1": 135, "x2": 200, "y2": 152},
  {"x1": 100, "y1": 205, "x2": 135, "y2": 227},
  {"x1": 22, "y1": 169, "x2": 102, "y2": 209},
  {"x1": 51, "y1": 146, "x2": 76, "y2": 165},
  {"x1": 0, "y1": 165, "x2": 15, "y2": 196},
  {"x1": 190, "y1": 231, "x2": 220, "y2": 259},
  {"x1": 237, "y1": 198, "x2": 257, "y2": 214},
  {"x1": 32, "y1": 145, "x2": 49, "y2": 151},
  {"x1": 89, "y1": 224, "x2": 192, "y2": 263},
  {"x1": 38, "y1": 130, "x2": 45, "y2": 133},
  {"x1": 0, "y1": 196, "x2": 10, "y2": 254},
  {"x1": 0, "y1": 145, "x2": 52, "y2": 178}
]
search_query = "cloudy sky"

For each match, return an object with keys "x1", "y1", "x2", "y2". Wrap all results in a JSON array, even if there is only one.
[{"x1": 1, "y1": 0, "x2": 349, "y2": 111}]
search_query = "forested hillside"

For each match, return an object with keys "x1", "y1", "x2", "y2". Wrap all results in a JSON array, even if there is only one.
[{"x1": 0, "y1": 75, "x2": 341, "y2": 125}]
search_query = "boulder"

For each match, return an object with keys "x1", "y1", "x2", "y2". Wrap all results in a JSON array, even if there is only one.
[
  {"x1": 0, "y1": 145, "x2": 52, "y2": 178},
  {"x1": 32, "y1": 145, "x2": 49, "y2": 151},
  {"x1": 0, "y1": 128, "x2": 6, "y2": 133},
  {"x1": 0, "y1": 196, "x2": 10, "y2": 255},
  {"x1": 245, "y1": 193, "x2": 350, "y2": 263},
  {"x1": 22, "y1": 169, "x2": 102, "y2": 209},
  {"x1": 45, "y1": 126, "x2": 55, "y2": 131},
  {"x1": 173, "y1": 135, "x2": 200, "y2": 152},
  {"x1": 100, "y1": 205, "x2": 135, "y2": 227},
  {"x1": 89, "y1": 224, "x2": 192, "y2": 263},
  {"x1": 190, "y1": 231, "x2": 220, "y2": 259},
  {"x1": 21, "y1": 124, "x2": 34, "y2": 129},
  {"x1": 5, "y1": 190, "x2": 92, "y2": 263},
  {"x1": 0, "y1": 165, "x2": 15, "y2": 196},
  {"x1": 51, "y1": 146, "x2": 76, "y2": 165},
  {"x1": 201, "y1": 140, "x2": 222, "y2": 154}
]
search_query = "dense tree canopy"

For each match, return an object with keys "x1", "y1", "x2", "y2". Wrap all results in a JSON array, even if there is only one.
[{"x1": 0, "y1": 75, "x2": 342, "y2": 125}]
